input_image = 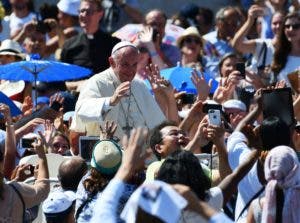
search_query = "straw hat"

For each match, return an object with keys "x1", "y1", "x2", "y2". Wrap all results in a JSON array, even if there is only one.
[
  {"x1": 176, "y1": 26, "x2": 205, "y2": 48},
  {"x1": 0, "y1": 39, "x2": 25, "y2": 59}
]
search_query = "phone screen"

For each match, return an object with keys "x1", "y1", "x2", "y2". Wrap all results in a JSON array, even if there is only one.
[
  {"x1": 21, "y1": 138, "x2": 35, "y2": 148},
  {"x1": 262, "y1": 88, "x2": 294, "y2": 127},
  {"x1": 79, "y1": 136, "x2": 100, "y2": 163}
]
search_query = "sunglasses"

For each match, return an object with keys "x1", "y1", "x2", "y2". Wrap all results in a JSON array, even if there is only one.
[
  {"x1": 284, "y1": 23, "x2": 300, "y2": 30},
  {"x1": 184, "y1": 37, "x2": 201, "y2": 44},
  {"x1": 78, "y1": 8, "x2": 98, "y2": 16},
  {"x1": 138, "y1": 47, "x2": 149, "y2": 54},
  {"x1": 295, "y1": 125, "x2": 300, "y2": 133}
]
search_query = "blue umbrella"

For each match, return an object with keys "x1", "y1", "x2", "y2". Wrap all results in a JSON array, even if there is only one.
[
  {"x1": 0, "y1": 57, "x2": 91, "y2": 107},
  {"x1": 0, "y1": 91, "x2": 22, "y2": 117},
  {"x1": 145, "y1": 66, "x2": 219, "y2": 94},
  {"x1": 0, "y1": 59, "x2": 91, "y2": 82}
]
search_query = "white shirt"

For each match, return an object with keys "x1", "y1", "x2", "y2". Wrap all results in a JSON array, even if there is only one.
[
  {"x1": 227, "y1": 131, "x2": 263, "y2": 223},
  {"x1": 278, "y1": 55, "x2": 300, "y2": 86},
  {"x1": 6, "y1": 12, "x2": 36, "y2": 36}
]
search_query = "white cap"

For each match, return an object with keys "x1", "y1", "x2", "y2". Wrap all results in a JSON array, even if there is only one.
[
  {"x1": 111, "y1": 41, "x2": 137, "y2": 55},
  {"x1": 57, "y1": 0, "x2": 80, "y2": 16},
  {"x1": 121, "y1": 180, "x2": 187, "y2": 223},
  {"x1": 43, "y1": 190, "x2": 76, "y2": 214},
  {"x1": 223, "y1": 99, "x2": 246, "y2": 112},
  {"x1": 0, "y1": 39, "x2": 25, "y2": 59}
]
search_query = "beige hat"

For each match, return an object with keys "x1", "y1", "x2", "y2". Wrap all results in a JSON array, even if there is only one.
[
  {"x1": 0, "y1": 80, "x2": 25, "y2": 98},
  {"x1": 176, "y1": 26, "x2": 205, "y2": 48},
  {"x1": 91, "y1": 140, "x2": 122, "y2": 175},
  {"x1": 0, "y1": 39, "x2": 25, "y2": 59},
  {"x1": 57, "y1": 0, "x2": 80, "y2": 16}
]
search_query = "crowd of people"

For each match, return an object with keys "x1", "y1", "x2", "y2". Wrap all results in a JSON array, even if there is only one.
[{"x1": 0, "y1": 0, "x2": 300, "y2": 222}]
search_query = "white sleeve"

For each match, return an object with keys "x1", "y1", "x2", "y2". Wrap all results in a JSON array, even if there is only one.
[
  {"x1": 207, "y1": 187, "x2": 223, "y2": 211},
  {"x1": 90, "y1": 178, "x2": 126, "y2": 223}
]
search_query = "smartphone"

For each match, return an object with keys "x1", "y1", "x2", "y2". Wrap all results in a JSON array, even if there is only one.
[
  {"x1": 152, "y1": 28, "x2": 159, "y2": 42},
  {"x1": 208, "y1": 109, "x2": 221, "y2": 126},
  {"x1": 181, "y1": 93, "x2": 196, "y2": 104},
  {"x1": 21, "y1": 138, "x2": 36, "y2": 149},
  {"x1": 202, "y1": 103, "x2": 223, "y2": 113},
  {"x1": 236, "y1": 62, "x2": 246, "y2": 78},
  {"x1": 262, "y1": 88, "x2": 295, "y2": 127},
  {"x1": 79, "y1": 136, "x2": 100, "y2": 163}
]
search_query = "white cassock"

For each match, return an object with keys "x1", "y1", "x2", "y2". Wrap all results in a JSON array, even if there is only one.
[{"x1": 71, "y1": 68, "x2": 166, "y2": 139}]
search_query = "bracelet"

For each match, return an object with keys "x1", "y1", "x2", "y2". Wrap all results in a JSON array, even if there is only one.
[{"x1": 149, "y1": 51, "x2": 158, "y2": 57}]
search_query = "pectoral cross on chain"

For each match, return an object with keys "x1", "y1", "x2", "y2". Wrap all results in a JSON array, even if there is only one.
[{"x1": 122, "y1": 123, "x2": 133, "y2": 138}]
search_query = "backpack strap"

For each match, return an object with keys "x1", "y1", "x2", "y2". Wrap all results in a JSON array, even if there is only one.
[
  {"x1": 237, "y1": 186, "x2": 265, "y2": 220},
  {"x1": 9, "y1": 183, "x2": 26, "y2": 222}
]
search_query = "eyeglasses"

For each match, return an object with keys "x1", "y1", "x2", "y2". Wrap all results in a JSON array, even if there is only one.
[
  {"x1": 184, "y1": 37, "x2": 201, "y2": 44},
  {"x1": 284, "y1": 23, "x2": 300, "y2": 30},
  {"x1": 53, "y1": 143, "x2": 69, "y2": 150},
  {"x1": 78, "y1": 8, "x2": 98, "y2": 16}
]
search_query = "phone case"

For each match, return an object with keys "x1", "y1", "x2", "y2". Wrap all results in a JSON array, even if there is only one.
[{"x1": 208, "y1": 109, "x2": 221, "y2": 126}]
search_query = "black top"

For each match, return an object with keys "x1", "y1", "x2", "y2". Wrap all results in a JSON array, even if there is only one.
[{"x1": 60, "y1": 29, "x2": 120, "y2": 74}]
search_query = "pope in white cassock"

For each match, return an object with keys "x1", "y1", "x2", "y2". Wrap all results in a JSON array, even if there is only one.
[{"x1": 71, "y1": 41, "x2": 166, "y2": 140}]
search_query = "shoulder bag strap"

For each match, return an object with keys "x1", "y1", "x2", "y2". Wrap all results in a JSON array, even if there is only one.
[
  {"x1": 258, "y1": 41, "x2": 267, "y2": 69},
  {"x1": 75, "y1": 192, "x2": 96, "y2": 222},
  {"x1": 9, "y1": 183, "x2": 26, "y2": 222},
  {"x1": 237, "y1": 186, "x2": 265, "y2": 220}
]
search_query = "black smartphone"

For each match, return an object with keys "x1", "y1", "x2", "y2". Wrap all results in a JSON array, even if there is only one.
[
  {"x1": 21, "y1": 138, "x2": 35, "y2": 148},
  {"x1": 236, "y1": 62, "x2": 246, "y2": 78},
  {"x1": 262, "y1": 88, "x2": 295, "y2": 127},
  {"x1": 202, "y1": 103, "x2": 223, "y2": 113},
  {"x1": 181, "y1": 93, "x2": 195, "y2": 104},
  {"x1": 152, "y1": 28, "x2": 159, "y2": 42}
]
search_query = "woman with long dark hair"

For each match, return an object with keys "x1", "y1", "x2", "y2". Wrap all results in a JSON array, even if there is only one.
[{"x1": 271, "y1": 11, "x2": 300, "y2": 85}]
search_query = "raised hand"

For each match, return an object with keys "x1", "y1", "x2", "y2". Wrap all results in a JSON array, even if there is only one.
[
  {"x1": 116, "y1": 128, "x2": 149, "y2": 181},
  {"x1": 49, "y1": 93, "x2": 64, "y2": 112},
  {"x1": 99, "y1": 121, "x2": 117, "y2": 140},
  {"x1": 248, "y1": 5, "x2": 265, "y2": 21},
  {"x1": 110, "y1": 81, "x2": 131, "y2": 106},
  {"x1": 146, "y1": 64, "x2": 173, "y2": 97},
  {"x1": 22, "y1": 96, "x2": 33, "y2": 116},
  {"x1": 16, "y1": 118, "x2": 45, "y2": 136},
  {"x1": 43, "y1": 120, "x2": 56, "y2": 149},
  {"x1": 138, "y1": 26, "x2": 154, "y2": 45},
  {"x1": 191, "y1": 69, "x2": 211, "y2": 101},
  {"x1": 0, "y1": 103, "x2": 12, "y2": 124}
]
